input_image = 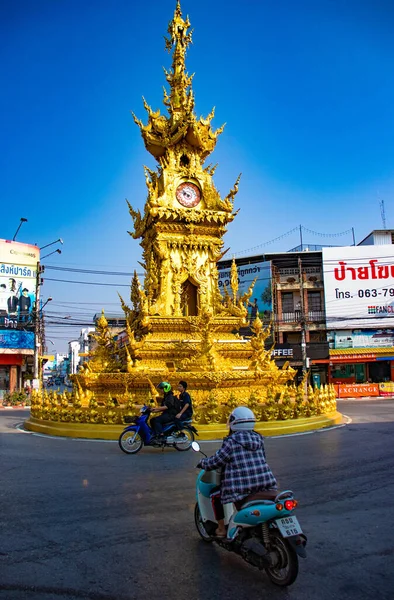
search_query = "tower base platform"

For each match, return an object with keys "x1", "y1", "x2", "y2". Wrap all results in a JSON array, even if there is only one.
[{"x1": 24, "y1": 411, "x2": 344, "y2": 441}]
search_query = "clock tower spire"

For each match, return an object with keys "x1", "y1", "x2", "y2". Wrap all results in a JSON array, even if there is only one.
[{"x1": 128, "y1": 1, "x2": 244, "y2": 320}]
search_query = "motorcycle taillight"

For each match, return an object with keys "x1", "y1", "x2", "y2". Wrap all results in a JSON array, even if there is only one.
[{"x1": 284, "y1": 499, "x2": 297, "y2": 511}]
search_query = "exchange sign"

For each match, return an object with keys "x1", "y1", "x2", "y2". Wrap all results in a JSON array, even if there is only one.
[{"x1": 323, "y1": 245, "x2": 394, "y2": 329}]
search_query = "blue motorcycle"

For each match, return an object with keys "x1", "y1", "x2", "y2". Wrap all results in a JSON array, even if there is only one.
[
  {"x1": 118, "y1": 405, "x2": 198, "y2": 454},
  {"x1": 192, "y1": 441, "x2": 307, "y2": 587}
]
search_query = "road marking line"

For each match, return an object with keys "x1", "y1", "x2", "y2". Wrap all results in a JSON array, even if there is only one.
[
  {"x1": 15, "y1": 424, "x2": 117, "y2": 442},
  {"x1": 15, "y1": 416, "x2": 353, "y2": 444}
]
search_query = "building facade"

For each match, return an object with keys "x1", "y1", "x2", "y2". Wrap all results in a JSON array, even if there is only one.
[
  {"x1": 323, "y1": 239, "x2": 394, "y2": 396},
  {"x1": 358, "y1": 229, "x2": 394, "y2": 246},
  {"x1": 218, "y1": 250, "x2": 329, "y2": 384},
  {"x1": 264, "y1": 250, "x2": 329, "y2": 385},
  {"x1": 0, "y1": 239, "x2": 39, "y2": 398},
  {"x1": 218, "y1": 232, "x2": 394, "y2": 395}
]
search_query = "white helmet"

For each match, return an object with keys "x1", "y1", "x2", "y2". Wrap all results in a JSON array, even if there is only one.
[{"x1": 228, "y1": 406, "x2": 256, "y2": 431}]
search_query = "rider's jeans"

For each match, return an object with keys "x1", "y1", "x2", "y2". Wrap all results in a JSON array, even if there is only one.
[{"x1": 151, "y1": 413, "x2": 174, "y2": 434}]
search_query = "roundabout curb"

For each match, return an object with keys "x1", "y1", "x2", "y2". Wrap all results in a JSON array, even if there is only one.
[{"x1": 23, "y1": 411, "x2": 344, "y2": 441}]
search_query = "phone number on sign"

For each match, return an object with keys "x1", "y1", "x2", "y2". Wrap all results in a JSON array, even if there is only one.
[{"x1": 358, "y1": 288, "x2": 394, "y2": 298}]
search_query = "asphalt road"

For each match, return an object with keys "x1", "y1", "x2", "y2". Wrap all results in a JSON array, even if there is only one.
[{"x1": 1, "y1": 401, "x2": 393, "y2": 600}]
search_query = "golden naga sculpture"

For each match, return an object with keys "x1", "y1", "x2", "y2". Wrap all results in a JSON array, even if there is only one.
[{"x1": 26, "y1": 2, "x2": 337, "y2": 432}]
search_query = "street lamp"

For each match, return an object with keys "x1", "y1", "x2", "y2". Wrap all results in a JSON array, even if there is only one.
[
  {"x1": 41, "y1": 297, "x2": 53, "y2": 311},
  {"x1": 12, "y1": 218, "x2": 28, "y2": 241},
  {"x1": 40, "y1": 238, "x2": 63, "y2": 251},
  {"x1": 41, "y1": 249, "x2": 62, "y2": 260}
]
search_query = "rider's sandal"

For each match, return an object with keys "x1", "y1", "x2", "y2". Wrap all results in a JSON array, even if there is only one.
[{"x1": 214, "y1": 530, "x2": 227, "y2": 538}]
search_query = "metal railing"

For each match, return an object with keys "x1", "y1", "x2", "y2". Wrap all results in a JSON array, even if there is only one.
[{"x1": 279, "y1": 310, "x2": 325, "y2": 323}]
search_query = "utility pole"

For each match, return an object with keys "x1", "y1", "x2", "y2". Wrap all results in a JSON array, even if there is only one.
[
  {"x1": 298, "y1": 257, "x2": 308, "y2": 396},
  {"x1": 33, "y1": 262, "x2": 41, "y2": 385}
]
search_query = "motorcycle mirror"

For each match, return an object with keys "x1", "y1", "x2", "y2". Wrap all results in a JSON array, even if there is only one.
[{"x1": 191, "y1": 441, "x2": 201, "y2": 453}]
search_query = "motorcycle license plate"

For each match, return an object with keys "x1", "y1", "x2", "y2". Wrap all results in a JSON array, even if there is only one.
[{"x1": 275, "y1": 516, "x2": 303, "y2": 537}]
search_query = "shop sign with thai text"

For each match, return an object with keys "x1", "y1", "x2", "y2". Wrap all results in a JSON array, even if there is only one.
[
  {"x1": 0, "y1": 239, "x2": 39, "y2": 336},
  {"x1": 323, "y1": 246, "x2": 394, "y2": 329}
]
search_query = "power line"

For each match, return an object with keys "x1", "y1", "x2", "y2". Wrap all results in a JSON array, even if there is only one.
[
  {"x1": 233, "y1": 225, "x2": 355, "y2": 256},
  {"x1": 45, "y1": 277, "x2": 130, "y2": 287},
  {"x1": 45, "y1": 265, "x2": 144, "y2": 276}
]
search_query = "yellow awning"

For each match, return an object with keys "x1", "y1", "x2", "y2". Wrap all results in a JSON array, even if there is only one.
[{"x1": 330, "y1": 347, "x2": 394, "y2": 356}]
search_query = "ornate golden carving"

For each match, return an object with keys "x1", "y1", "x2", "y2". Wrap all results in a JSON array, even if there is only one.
[
  {"x1": 87, "y1": 310, "x2": 121, "y2": 373},
  {"x1": 27, "y1": 2, "x2": 336, "y2": 433}
]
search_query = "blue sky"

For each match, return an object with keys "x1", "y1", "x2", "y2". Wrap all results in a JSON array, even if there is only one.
[{"x1": 1, "y1": 0, "x2": 394, "y2": 351}]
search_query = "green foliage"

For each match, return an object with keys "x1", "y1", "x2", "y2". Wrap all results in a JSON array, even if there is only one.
[
  {"x1": 261, "y1": 283, "x2": 272, "y2": 307},
  {"x1": 2, "y1": 390, "x2": 29, "y2": 406}
]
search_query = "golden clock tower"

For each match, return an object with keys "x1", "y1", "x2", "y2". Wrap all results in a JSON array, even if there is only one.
[
  {"x1": 115, "y1": 0, "x2": 294, "y2": 406},
  {"x1": 25, "y1": 2, "x2": 339, "y2": 438},
  {"x1": 129, "y1": 0, "x2": 240, "y2": 319}
]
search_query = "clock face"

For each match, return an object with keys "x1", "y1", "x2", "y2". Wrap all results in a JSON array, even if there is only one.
[{"x1": 176, "y1": 182, "x2": 201, "y2": 208}]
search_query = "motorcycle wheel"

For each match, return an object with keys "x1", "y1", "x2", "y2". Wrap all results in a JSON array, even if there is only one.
[
  {"x1": 118, "y1": 430, "x2": 143, "y2": 454},
  {"x1": 194, "y1": 503, "x2": 213, "y2": 543},
  {"x1": 173, "y1": 428, "x2": 194, "y2": 451},
  {"x1": 265, "y1": 530, "x2": 299, "y2": 587}
]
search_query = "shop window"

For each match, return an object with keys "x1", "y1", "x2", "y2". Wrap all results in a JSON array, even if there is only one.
[
  {"x1": 369, "y1": 361, "x2": 391, "y2": 383},
  {"x1": 281, "y1": 292, "x2": 294, "y2": 313},
  {"x1": 308, "y1": 291, "x2": 322, "y2": 311},
  {"x1": 310, "y1": 331, "x2": 325, "y2": 342},
  {"x1": 284, "y1": 332, "x2": 301, "y2": 343},
  {"x1": 331, "y1": 364, "x2": 355, "y2": 379}
]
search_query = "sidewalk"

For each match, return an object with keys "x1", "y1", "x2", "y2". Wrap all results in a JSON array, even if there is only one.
[
  {"x1": 336, "y1": 396, "x2": 394, "y2": 402},
  {"x1": 0, "y1": 405, "x2": 31, "y2": 410}
]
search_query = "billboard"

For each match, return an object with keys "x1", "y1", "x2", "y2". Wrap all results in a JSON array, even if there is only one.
[
  {"x1": 328, "y1": 329, "x2": 394, "y2": 349},
  {"x1": 217, "y1": 259, "x2": 271, "y2": 321},
  {"x1": 323, "y1": 246, "x2": 394, "y2": 329},
  {"x1": 0, "y1": 240, "x2": 39, "y2": 336},
  {"x1": 0, "y1": 329, "x2": 35, "y2": 349}
]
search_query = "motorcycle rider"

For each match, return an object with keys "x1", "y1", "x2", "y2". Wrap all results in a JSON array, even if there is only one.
[
  {"x1": 197, "y1": 406, "x2": 277, "y2": 538},
  {"x1": 150, "y1": 382, "x2": 179, "y2": 439},
  {"x1": 175, "y1": 380, "x2": 193, "y2": 427}
]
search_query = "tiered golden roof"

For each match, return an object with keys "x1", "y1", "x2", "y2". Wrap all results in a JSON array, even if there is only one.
[
  {"x1": 67, "y1": 2, "x2": 297, "y2": 417},
  {"x1": 132, "y1": 0, "x2": 225, "y2": 161},
  {"x1": 127, "y1": 2, "x2": 243, "y2": 321}
]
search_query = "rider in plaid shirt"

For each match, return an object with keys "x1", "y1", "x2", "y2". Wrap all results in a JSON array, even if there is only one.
[{"x1": 198, "y1": 406, "x2": 277, "y2": 537}]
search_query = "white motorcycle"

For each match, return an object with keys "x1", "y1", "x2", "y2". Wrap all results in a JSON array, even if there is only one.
[{"x1": 192, "y1": 441, "x2": 307, "y2": 587}]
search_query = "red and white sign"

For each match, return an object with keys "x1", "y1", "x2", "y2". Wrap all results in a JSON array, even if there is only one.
[
  {"x1": 330, "y1": 353, "x2": 376, "y2": 362},
  {"x1": 335, "y1": 383, "x2": 379, "y2": 397},
  {"x1": 323, "y1": 246, "x2": 394, "y2": 329}
]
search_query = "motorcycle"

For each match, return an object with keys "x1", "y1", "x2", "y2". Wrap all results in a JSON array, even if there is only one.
[
  {"x1": 192, "y1": 441, "x2": 307, "y2": 587},
  {"x1": 118, "y1": 404, "x2": 198, "y2": 454}
]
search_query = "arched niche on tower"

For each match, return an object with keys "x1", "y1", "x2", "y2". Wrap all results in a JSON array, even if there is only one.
[{"x1": 181, "y1": 278, "x2": 199, "y2": 316}]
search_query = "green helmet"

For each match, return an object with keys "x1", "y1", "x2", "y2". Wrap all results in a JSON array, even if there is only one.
[{"x1": 157, "y1": 381, "x2": 171, "y2": 393}]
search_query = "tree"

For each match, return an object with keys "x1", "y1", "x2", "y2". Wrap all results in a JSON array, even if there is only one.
[{"x1": 261, "y1": 283, "x2": 272, "y2": 307}]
